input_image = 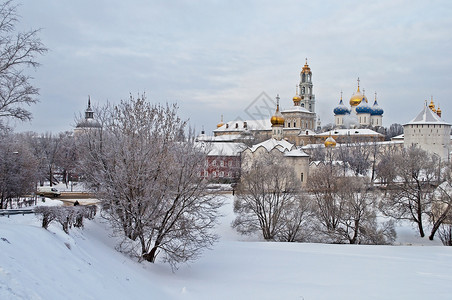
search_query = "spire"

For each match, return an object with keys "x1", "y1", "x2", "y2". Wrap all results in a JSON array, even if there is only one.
[
  {"x1": 276, "y1": 94, "x2": 280, "y2": 110},
  {"x1": 357, "y1": 77, "x2": 360, "y2": 93},
  {"x1": 85, "y1": 96, "x2": 94, "y2": 120},
  {"x1": 340, "y1": 90, "x2": 343, "y2": 101}
]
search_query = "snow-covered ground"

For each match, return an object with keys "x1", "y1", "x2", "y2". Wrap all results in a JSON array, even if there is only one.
[{"x1": 1, "y1": 194, "x2": 451, "y2": 300}]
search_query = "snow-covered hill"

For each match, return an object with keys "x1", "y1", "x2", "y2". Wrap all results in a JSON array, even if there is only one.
[{"x1": 1, "y1": 195, "x2": 451, "y2": 300}]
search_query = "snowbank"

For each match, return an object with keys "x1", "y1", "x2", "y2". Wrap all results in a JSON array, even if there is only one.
[{"x1": 1, "y1": 194, "x2": 451, "y2": 300}]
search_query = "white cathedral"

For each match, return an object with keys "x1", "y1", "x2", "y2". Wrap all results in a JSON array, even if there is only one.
[{"x1": 333, "y1": 78, "x2": 384, "y2": 129}]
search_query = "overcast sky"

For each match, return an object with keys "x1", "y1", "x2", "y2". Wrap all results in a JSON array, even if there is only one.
[{"x1": 11, "y1": 0, "x2": 452, "y2": 134}]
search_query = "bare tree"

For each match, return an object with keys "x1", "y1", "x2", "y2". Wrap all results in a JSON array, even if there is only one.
[
  {"x1": 375, "y1": 149, "x2": 398, "y2": 186},
  {"x1": 308, "y1": 164, "x2": 343, "y2": 233},
  {"x1": 428, "y1": 181, "x2": 452, "y2": 240},
  {"x1": 78, "y1": 95, "x2": 222, "y2": 269},
  {"x1": 0, "y1": 0, "x2": 47, "y2": 122},
  {"x1": 380, "y1": 146, "x2": 437, "y2": 238},
  {"x1": 233, "y1": 153, "x2": 312, "y2": 242},
  {"x1": 309, "y1": 163, "x2": 395, "y2": 244}
]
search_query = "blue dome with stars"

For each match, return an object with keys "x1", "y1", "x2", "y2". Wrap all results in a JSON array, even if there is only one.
[
  {"x1": 333, "y1": 99, "x2": 350, "y2": 115},
  {"x1": 355, "y1": 98, "x2": 372, "y2": 114},
  {"x1": 371, "y1": 100, "x2": 384, "y2": 116}
]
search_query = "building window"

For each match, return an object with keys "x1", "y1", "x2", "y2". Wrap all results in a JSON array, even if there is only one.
[
  {"x1": 301, "y1": 173, "x2": 304, "y2": 182},
  {"x1": 228, "y1": 161, "x2": 232, "y2": 167},
  {"x1": 212, "y1": 160, "x2": 216, "y2": 166},
  {"x1": 220, "y1": 171, "x2": 224, "y2": 177},
  {"x1": 293, "y1": 122, "x2": 296, "y2": 127},
  {"x1": 220, "y1": 160, "x2": 224, "y2": 167},
  {"x1": 212, "y1": 171, "x2": 217, "y2": 177},
  {"x1": 204, "y1": 171, "x2": 208, "y2": 177}
]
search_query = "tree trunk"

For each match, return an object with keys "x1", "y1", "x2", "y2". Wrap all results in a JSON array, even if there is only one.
[
  {"x1": 143, "y1": 244, "x2": 159, "y2": 263},
  {"x1": 417, "y1": 220, "x2": 425, "y2": 238},
  {"x1": 429, "y1": 217, "x2": 446, "y2": 241}
]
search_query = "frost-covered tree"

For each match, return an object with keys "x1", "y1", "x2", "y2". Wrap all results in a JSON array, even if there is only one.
[
  {"x1": 54, "y1": 131, "x2": 77, "y2": 187},
  {"x1": 385, "y1": 123, "x2": 403, "y2": 140},
  {"x1": 78, "y1": 95, "x2": 222, "y2": 269},
  {"x1": 0, "y1": 0, "x2": 46, "y2": 123},
  {"x1": 29, "y1": 132, "x2": 60, "y2": 186},
  {"x1": 233, "y1": 153, "x2": 312, "y2": 242},
  {"x1": 0, "y1": 130, "x2": 38, "y2": 208}
]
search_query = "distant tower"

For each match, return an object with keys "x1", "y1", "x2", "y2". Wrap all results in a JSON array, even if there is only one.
[
  {"x1": 404, "y1": 102, "x2": 450, "y2": 161},
  {"x1": 316, "y1": 117, "x2": 322, "y2": 132},
  {"x1": 74, "y1": 96, "x2": 101, "y2": 135},
  {"x1": 299, "y1": 58, "x2": 315, "y2": 113},
  {"x1": 85, "y1": 96, "x2": 94, "y2": 120},
  {"x1": 270, "y1": 95, "x2": 285, "y2": 140}
]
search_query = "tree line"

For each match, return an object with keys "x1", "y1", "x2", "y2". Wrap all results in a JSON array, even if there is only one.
[{"x1": 233, "y1": 141, "x2": 452, "y2": 246}]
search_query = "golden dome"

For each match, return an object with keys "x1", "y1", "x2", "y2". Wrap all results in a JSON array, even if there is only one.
[
  {"x1": 301, "y1": 58, "x2": 311, "y2": 74},
  {"x1": 429, "y1": 97, "x2": 435, "y2": 112},
  {"x1": 349, "y1": 77, "x2": 367, "y2": 106},
  {"x1": 437, "y1": 105, "x2": 442, "y2": 117},
  {"x1": 324, "y1": 135, "x2": 337, "y2": 148},
  {"x1": 293, "y1": 86, "x2": 301, "y2": 104},
  {"x1": 271, "y1": 95, "x2": 285, "y2": 126},
  {"x1": 217, "y1": 115, "x2": 225, "y2": 128}
]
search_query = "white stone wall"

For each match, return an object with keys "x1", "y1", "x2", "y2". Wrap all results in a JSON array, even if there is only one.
[{"x1": 404, "y1": 123, "x2": 451, "y2": 160}]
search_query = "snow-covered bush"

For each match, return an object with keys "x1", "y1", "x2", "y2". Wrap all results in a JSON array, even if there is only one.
[{"x1": 35, "y1": 205, "x2": 97, "y2": 233}]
